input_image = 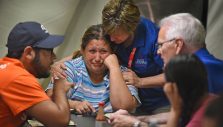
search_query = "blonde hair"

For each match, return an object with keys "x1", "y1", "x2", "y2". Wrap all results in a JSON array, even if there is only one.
[{"x1": 102, "y1": 0, "x2": 140, "y2": 34}]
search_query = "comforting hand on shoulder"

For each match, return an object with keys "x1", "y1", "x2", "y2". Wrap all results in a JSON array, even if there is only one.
[{"x1": 50, "y1": 61, "x2": 67, "y2": 83}]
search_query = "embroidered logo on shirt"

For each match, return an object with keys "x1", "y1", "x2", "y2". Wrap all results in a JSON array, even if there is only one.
[
  {"x1": 0, "y1": 63, "x2": 9, "y2": 69},
  {"x1": 135, "y1": 59, "x2": 147, "y2": 65}
]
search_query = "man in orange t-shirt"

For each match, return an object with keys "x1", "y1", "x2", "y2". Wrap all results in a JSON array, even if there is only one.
[{"x1": 0, "y1": 22, "x2": 72, "y2": 127}]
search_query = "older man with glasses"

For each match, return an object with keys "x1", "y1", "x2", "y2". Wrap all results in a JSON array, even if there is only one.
[
  {"x1": 157, "y1": 13, "x2": 223, "y2": 95},
  {"x1": 106, "y1": 13, "x2": 223, "y2": 127}
]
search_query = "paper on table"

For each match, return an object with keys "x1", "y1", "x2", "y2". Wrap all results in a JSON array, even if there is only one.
[
  {"x1": 28, "y1": 120, "x2": 76, "y2": 126},
  {"x1": 104, "y1": 113, "x2": 111, "y2": 119},
  {"x1": 28, "y1": 120, "x2": 44, "y2": 126}
]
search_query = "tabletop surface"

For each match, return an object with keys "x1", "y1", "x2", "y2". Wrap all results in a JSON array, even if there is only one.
[{"x1": 71, "y1": 114, "x2": 111, "y2": 127}]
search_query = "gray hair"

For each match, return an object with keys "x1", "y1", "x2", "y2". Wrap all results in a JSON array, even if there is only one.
[{"x1": 159, "y1": 13, "x2": 206, "y2": 48}]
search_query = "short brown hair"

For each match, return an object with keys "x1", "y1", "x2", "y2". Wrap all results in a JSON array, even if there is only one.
[{"x1": 102, "y1": 0, "x2": 140, "y2": 35}]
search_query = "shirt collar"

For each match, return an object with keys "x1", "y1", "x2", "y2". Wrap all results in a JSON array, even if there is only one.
[
  {"x1": 3, "y1": 57, "x2": 24, "y2": 68},
  {"x1": 195, "y1": 48, "x2": 209, "y2": 56}
]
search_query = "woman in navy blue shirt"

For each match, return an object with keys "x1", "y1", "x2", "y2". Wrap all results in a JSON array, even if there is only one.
[{"x1": 102, "y1": 0, "x2": 169, "y2": 114}]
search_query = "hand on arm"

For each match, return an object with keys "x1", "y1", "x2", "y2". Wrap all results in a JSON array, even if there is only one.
[
  {"x1": 50, "y1": 51, "x2": 78, "y2": 83},
  {"x1": 123, "y1": 70, "x2": 165, "y2": 88},
  {"x1": 104, "y1": 54, "x2": 137, "y2": 111},
  {"x1": 122, "y1": 69, "x2": 141, "y2": 87},
  {"x1": 50, "y1": 49, "x2": 82, "y2": 83},
  {"x1": 50, "y1": 62, "x2": 67, "y2": 83}
]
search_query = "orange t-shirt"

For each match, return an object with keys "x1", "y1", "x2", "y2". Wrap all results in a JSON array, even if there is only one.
[{"x1": 0, "y1": 57, "x2": 50, "y2": 127}]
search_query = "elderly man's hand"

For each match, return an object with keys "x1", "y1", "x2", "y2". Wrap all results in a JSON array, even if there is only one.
[{"x1": 108, "y1": 114, "x2": 140, "y2": 127}]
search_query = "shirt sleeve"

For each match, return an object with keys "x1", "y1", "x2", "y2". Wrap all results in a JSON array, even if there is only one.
[
  {"x1": 127, "y1": 85, "x2": 141, "y2": 106},
  {"x1": 45, "y1": 60, "x2": 78, "y2": 93},
  {"x1": 120, "y1": 66, "x2": 141, "y2": 105},
  {"x1": 64, "y1": 61, "x2": 79, "y2": 98},
  {"x1": 2, "y1": 74, "x2": 49, "y2": 116}
]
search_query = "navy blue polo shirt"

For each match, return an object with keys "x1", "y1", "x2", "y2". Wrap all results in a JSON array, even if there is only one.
[
  {"x1": 114, "y1": 17, "x2": 169, "y2": 114},
  {"x1": 195, "y1": 48, "x2": 223, "y2": 94}
]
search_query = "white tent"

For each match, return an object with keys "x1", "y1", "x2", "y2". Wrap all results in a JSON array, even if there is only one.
[{"x1": 0, "y1": 0, "x2": 222, "y2": 86}]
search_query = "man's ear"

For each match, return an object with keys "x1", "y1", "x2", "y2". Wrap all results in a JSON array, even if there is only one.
[
  {"x1": 23, "y1": 46, "x2": 35, "y2": 61},
  {"x1": 175, "y1": 39, "x2": 184, "y2": 55}
]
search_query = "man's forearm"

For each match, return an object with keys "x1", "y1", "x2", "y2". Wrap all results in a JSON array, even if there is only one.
[
  {"x1": 53, "y1": 82, "x2": 70, "y2": 118},
  {"x1": 136, "y1": 112, "x2": 169, "y2": 124},
  {"x1": 139, "y1": 73, "x2": 165, "y2": 88}
]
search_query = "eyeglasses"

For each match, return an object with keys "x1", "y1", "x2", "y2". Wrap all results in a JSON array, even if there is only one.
[{"x1": 155, "y1": 38, "x2": 176, "y2": 49}]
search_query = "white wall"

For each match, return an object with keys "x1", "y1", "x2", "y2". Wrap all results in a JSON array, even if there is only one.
[
  {"x1": 0, "y1": 0, "x2": 79, "y2": 57},
  {"x1": 2, "y1": 0, "x2": 222, "y2": 60},
  {"x1": 57, "y1": 0, "x2": 109, "y2": 59},
  {"x1": 206, "y1": 0, "x2": 223, "y2": 59},
  {"x1": 0, "y1": 0, "x2": 222, "y2": 87},
  {"x1": 0, "y1": 0, "x2": 109, "y2": 58},
  {"x1": 0, "y1": 0, "x2": 108, "y2": 87}
]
